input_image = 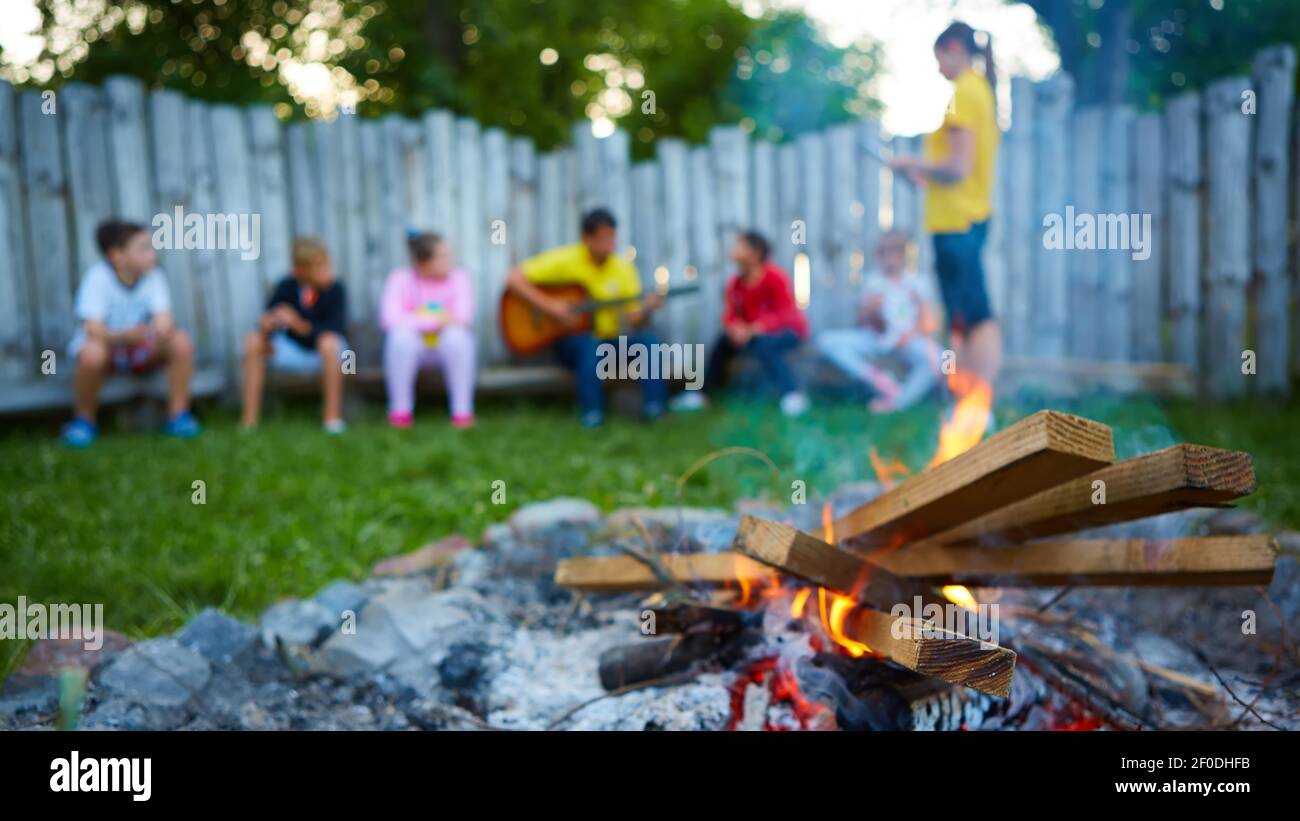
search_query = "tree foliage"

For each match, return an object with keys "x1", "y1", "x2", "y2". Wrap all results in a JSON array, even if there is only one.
[
  {"x1": 1020, "y1": 0, "x2": 1300, "y2": 107},
  {"x1": 14, "y1": 0, "x2": 883, "y2": 155}
]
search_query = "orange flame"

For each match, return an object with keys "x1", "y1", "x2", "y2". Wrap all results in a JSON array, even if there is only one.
[
  {"x1": 822, "y1": 501, "x2": 835, "y2": 543},
  {"x1": 927, "y1": 370, "x2": 993, "y2": 468},
  {"x1": 942, "y1": 584, "x2": 978, "y2": 612},
  {"x1": 790, "y1": 587, "x2": 811, "y2": 618},
  {"x1": 868, "y1": 447, "x2": 910, "y2": 490}
]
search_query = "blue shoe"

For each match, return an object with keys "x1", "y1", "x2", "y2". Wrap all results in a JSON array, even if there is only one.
[
  {"x1": 60, "y1": 417, "x2": 97, "y2": 448},
  {"x1": 580, "y1": 410, "x2": 605, "y2": 428},
  {"x1": 163, "y1": 410, "x2": 202, "y2": 438}
]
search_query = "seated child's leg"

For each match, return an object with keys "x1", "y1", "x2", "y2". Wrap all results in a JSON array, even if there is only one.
[
  {"x1": 815, "y1": 328, "x2": 880, "y2": 384},
  {"x1": 891, "y1": 335, "x2": 940, "y2": 411},
  {"x1": 316, "y1": 332, "x2": 345, "y2": 423},
  {"x1": 746, "y1": 331, "x2": 800, "y2": 396},
  {"x1": 240, "y1": 331, "x2": 269, "y2": 427},
  {"x1": 156, "y1": 327, "x2": 195, "y2": 418},
  {"x1": 553, "y1": 333, "x2": 604, "y2": 419},
  {"x1": 433, "y1": 324, "x2": 476, "y2": 419},
  {"x1": 626, "y1": 331, "x2": 666, "y2": 416},
  {"x1": 383, "y1": 325, "x2": 425, "y2": 416},
  {"x1": 72, "y1": 338, "x2": 111, "y2": 421},
  {"x1": 702, "y1": 333, "x2": 738, "y2": 395}
]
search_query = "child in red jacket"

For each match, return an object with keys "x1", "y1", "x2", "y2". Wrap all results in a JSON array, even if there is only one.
[{"x1": 673, "y1": 231, "x2": 810, "y2": 416}]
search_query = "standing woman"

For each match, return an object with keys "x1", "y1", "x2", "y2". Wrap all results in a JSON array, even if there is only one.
[
  {"x1": 891, "y1": 21, "x2": 1001, "y2": 385},
  {"x1": 380, "y1": 231, "x2": 477, "y2": 428}
]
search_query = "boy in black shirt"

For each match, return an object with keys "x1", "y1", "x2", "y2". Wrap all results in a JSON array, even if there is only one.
[{"x1": 240, "y1": 237, "x2": 349, "y2": 432}]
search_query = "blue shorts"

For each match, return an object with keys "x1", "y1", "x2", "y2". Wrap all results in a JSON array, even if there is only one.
[
  {"x1": 932, "y1": 221, "x2": 992, "y2": 334},
  {"x1": 267, "y1": 332, "x2": 347, "y2": 374}
]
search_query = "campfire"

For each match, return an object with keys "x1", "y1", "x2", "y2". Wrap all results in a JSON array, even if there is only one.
[{"x1": 555, "y1": 393, "x2": 1278, "y2": 730}]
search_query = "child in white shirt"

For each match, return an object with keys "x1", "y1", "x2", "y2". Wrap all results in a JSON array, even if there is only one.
[{"x1": 816, "y1": 229, "x2": 940, "y2": 412}]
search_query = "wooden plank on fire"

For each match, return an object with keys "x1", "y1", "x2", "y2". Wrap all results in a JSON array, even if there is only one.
[
  {"x1": 840, "y1": 608, "x2": 1016, "y2": 698},
  {"x1": 732, "y1": 515, "x2": 951, "y2": 610},
  {"x1": 923, "y1": 444, "x2": 1255, "y2": 546},
  {"x1": 872, "y1": 535, "x2": 1278, "y2": 587},
  {"x1": 830, "y1": 410, "x2": 1115, "y2": 552},
  {"x1": 554, "y1": 552, "x2": 775, "y2": 592}
]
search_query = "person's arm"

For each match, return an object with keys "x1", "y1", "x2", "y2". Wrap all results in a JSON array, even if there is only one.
[
  {"x1": 505, "y1": 258, "x2": 578, "y2": 326},
  {"x1": 622, "y1": 266, "x2": 663, "y2": 328},
  {"x1": 83, "y1": 320, "x2": 148, "y2": 346},
  {"x1": 446, "y1": 269, "x2": 475, "y2": 327},
  {"x1": 751, "y1": 272, "x2": 803, "y2": 334},
  {"x1": 147, "y1": 274, "x2": 175, "y2": 336},
  {"x1": 379, "y1": 271, "x2": 415, "y2": 332}
]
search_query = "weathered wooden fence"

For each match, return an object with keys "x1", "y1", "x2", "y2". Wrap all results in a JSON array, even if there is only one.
[{"x1": 0, "y1": 45, "x2": 1294, "y2": 410}]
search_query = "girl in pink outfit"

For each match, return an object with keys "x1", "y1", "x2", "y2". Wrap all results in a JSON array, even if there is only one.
[{"x1": 380, "y1": 232, "x2": 476, "y2": 428}]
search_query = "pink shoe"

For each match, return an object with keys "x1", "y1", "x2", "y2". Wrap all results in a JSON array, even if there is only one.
[
  {"x1": 388, "y1": 411, "x2": 413, "y2": 429},
  {"x1": 451, "y1": 413, "x2": 475, "y2": 429}
]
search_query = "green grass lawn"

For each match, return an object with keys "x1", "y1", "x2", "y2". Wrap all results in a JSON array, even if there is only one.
[{"x1": 3, "y1": 392, "x2": 1298, "y2": 669}]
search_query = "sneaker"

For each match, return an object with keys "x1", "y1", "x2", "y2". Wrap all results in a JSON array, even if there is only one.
[
  {"x1": 642, "y1": 402, "x2": 666, "y2": 421},
  {"x1": 163, "y1": 410, "x2": 202, "y2": 438},
  {"x1": 388, "y1": 411, "x2": 413, "y2": 429},
  {"x1": 779, "y1": 391, "x2": 810, "y2": 417},
  {"x1": 451, "y1": 413, "x2": 475, "y2": 429},
  {"x1": 60, "y1": 417, "x2": 97, "y2": 448},
  {"x1": 580, "y1": 410, "x2": 605, "y2": 428},
  {"x1": 670, "y1": 392, "x2": 708, "y2": 413},
  {"x1": 323, "y1": 418, "x2": 347, "y2": 434}
]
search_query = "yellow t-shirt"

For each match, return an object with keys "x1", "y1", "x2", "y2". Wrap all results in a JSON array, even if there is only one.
[
  {"x1": 520, "y1": 243, "x2": 642, "y2": 339},
  {"x1": 923, "y1": 69, "x2": 999, "y2": 234}
]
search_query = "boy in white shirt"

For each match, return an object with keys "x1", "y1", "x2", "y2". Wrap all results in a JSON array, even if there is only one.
[
  {"x1": 62, "y1": 219, "x2": 200, "y2": 446},
  {"x1": 815, "y1": 229, "x2": 940, "y2": 412}
]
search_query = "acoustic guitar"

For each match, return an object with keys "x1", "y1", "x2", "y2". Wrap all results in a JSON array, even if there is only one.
[{"x1": 499, "y1": 282, "x2": 702, "y2": 355}]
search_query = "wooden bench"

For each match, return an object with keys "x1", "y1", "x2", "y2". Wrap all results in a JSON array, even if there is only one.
[{"x1": 0, "y1": 367, "x2": 228, "y2": 416}]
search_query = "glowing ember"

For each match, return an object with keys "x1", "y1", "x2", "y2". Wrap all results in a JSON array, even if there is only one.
[{"x1": 727, "y1": 657, "x2": 831, "y2": 731}]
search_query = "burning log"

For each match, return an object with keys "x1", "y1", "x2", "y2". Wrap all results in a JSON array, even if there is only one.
[
  {"x1": 555, "y1": 552, "x2": 774, "y2": 592},
  {"x1": 731, "y1": 515, "x2": 949, "y2": 610},
  {"x1": 873, "y1": 535, "x2": 1278, "y2": 587},
  {"x1": 924, "y1": 444, "x2": 1255, "y2": 546},
  {"x1": 730, "y1": 515, "x2": 1014, "y2": 697},
  {"x1": 829, "y1": 410, "x2": 1115, "y2": 552},
  {"x1": 837, "y1": 608, "x2": 1015, "y2": 698}
]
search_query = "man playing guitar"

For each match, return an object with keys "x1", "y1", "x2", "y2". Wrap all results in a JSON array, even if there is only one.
[{"x1": 504, "y1": 208, "x2": 665, "y2": 426}]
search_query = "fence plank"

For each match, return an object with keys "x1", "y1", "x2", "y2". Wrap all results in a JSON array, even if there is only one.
[
  {"x1": 185, "y1": 101, "x2": 231, "y2": 370},
  {"x1": 751, "y1": 139, "x2": 780, "y2": 244},
  {"x1": 688, "y1": 145, "x2": 720, "y2": 344},
  {"x1": 311, "y1": 118, "x2": 343, "y2": 265},
  {"x1": 247, "y1": 106, "x2": 292, "y2": 291},
  {"x1": 482, "y1": 127, "x2": 511, "y2": 362},
  {"x1": 1131, "y1": 112, "x2": 1165, "y2": 363},
  {"x1": 209, "y1": 105, "x2": 262, "y2": 350},
  {"x1": 0, "y1": 81, "x2": 33, "y2": 380},
  {"x1": 537, "y1": 150, "x2": 565, "y2": 252},
  {"x1": 601, "y1": 129, "x2": 631, "y2": 249},
  {"x1": 1204, "y1": 76, "x2": 1254, "y2": 399},
  {"x1": 103, "y1": 76, "x2": 152, "y2": 221},
  {"x1": 1251, "y1": 45, "x2": 1295, "y2": 394},
  {"x1": 775, "y1": 142, "x2": 800, "y2": 277},
  {"x1": 799, "y1": 131, "x2": 828, "y2": 333},
  {"x1": 148, "y1": 88, "x2": 198, "y2": 340},
  {"x1": 285, "y1": 122, "x2": 320, "y2": 239},
  {"x1": 1002, "y1": 78, "x2": 1035, "y2": 358},
  {"x1": 1067, "y1": 107, "x2": 1103, "y2": 360},
  {"x1": 455, "y1": 118, "x2": 487, "y2": 353},
  {"x1": 379, "y1": 116, "x2": 409, "y2": 273},
  {"x1": 1033, "y1": 75, "x2": 1071, "y2": 359},
  {"x1": 631, "y1": 159, "x2": 662, "y2": 306},
  {"x1": 1165, "y1": 92, "x2": 1201, "y2": 373},
  {"x1": 509, "y1": 137, "x2": 539, "y2": 261},
  {"x1": 658, "y1": 138, "x2": 692, "y2": 343},
  {"x1": 855, "y1": 119, "x2": 883, "y2": 305},
  {"x1": 1099, "y1": 105, "x2": 1134, "y2": 361},
  {"x1": 60, "y1": 83, "x2": 114, "y2": 282},
  {"x1": 19, "y1": 91, "x2": 75, "y2": 355},
  {"x1": 422, "y1": 111, "x2": 457, "y2": 240},
  {"x1": 356, "y1": 119, "x2": 387, "y2": 359}
]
